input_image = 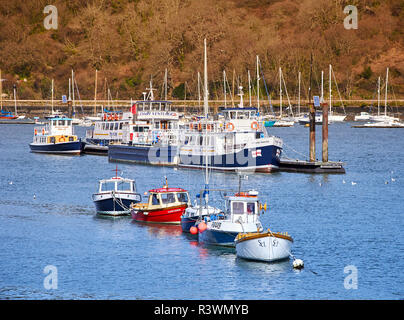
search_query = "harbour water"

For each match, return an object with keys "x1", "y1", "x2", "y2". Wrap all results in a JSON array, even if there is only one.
[{"x1": 0, "y1": 123, "x2": 403, "y2": 299}]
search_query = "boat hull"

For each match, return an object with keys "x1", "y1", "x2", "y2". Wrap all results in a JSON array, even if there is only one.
[
  {"x1": 29, "y1": 140, "x2": 82, "y2": 155},
  {"x1": 236, "y1": 234, "x2": 292, "y2": 262},
  {"x1": 198, "y1": 228, "x2": 238, "y2": 247},
  {"x1": 108, "y1": 144, "x2": 178, "y2": 166},
  {"x1": 179, "y1": 143, "x2": 282, "y2": 173},
  {"x1": 93, "y1": 193, "x2": 141, "y2": 216},
  {"x1": 132, "y1": 205, "x2": 187, "y2": 224},
  {"x1": 181, "y1": 216, "x2": 199, "y2": 232}
]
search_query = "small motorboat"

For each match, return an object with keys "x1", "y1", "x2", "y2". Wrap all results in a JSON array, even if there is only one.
[
  {"x1": 181, "y1": 203, "x2": 222, "y2": 233},
  {"x1": 198, "y1": 190, "x2": 265, "y2": 247},
  {"x1": 92, "y1": 170, "x2": 141, "y2": 216},
  {"x1": 235, "y1": 229, "x2": 293, "y2": 263},
  {"x1": 131, "y1": 181, "x2": 190, "y2": 224}
]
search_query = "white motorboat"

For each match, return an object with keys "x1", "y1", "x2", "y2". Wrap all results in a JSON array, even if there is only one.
[{"x1": 354, "y1": 112, "x2": 371, "y2": 121}]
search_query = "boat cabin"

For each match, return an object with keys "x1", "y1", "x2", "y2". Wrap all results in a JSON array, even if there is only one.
[
  {"x1": 145, "y1": 187, "x2": 190, "y2": 209},
  {"x1": 225, "y1": 190, "x2": 261, "y2": 223},
  {"x1": 32, "y1": 117, "x2": 78, "y2": 144},
  {"x1": 97, "y1": 177, "x2": 136, "y2": 194}
]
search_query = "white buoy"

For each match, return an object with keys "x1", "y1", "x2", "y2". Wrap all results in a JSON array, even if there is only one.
[
  {"x1": 391, "y1": 178, "x2": 395, "y2": 182},
  {"x1": 9, "y1": 181, "x2": 13, "y2": 185},
  {"x1": 293, "y1": 259, "x2": 304, "y2": 269},
  {"x1": 351, "y1": 181, "x2": 357, "y2": 185}
]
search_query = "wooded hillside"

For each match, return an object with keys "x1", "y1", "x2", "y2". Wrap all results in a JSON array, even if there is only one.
[{"x1": 0, "y1": 0, "x2": 403, "y2": 101}]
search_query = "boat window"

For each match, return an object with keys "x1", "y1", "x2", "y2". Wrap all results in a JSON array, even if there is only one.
[
  {"x1": 117, "y1": 181, "x2": 131, "y2": 191},
  {"x1": 177, "y1": 192, "x2": 188, "y2": 203},
  {"x1": 115, "y1": 123, "x2": 119, "y2": 130},
  {"x1": 119, "y1": 123, "x2": 123, "y2": 130},
  {"x1": 161, "y1": 193, "x2": 176, "y2": 204},
  {"x1": 101, "y1": 182, "x2": 116, "y2": 192},
  {"x1": 60, "y1": 120, "x2": 65, "y2": 126},
  {"x1": 247, "y1": 202, "x2": 256, "y2": 214},
  {"x1": 151, "y1": 194, "x2": 160, "y2": 205},
  {"x1": 232, "y1": 201, "x2": 244, "y2": 214},
  {"x1": 230, "y1": 112, "x2": 236, "y2": 119}
]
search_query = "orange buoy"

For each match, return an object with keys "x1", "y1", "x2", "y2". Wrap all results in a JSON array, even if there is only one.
[
  {"x1": 226, "y1": 122, "x2": 235, "y2": 131},
  {"x1": 198, "y1": 222, "x2": 207, "y2": 232},
  {"x1": 190, "y1": 226, "x2": 198, "y2": 234}
]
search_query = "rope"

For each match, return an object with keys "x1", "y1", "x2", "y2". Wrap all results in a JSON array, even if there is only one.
[{"x1": 282, "y1": 141, "x2": 308, "y2": 160}]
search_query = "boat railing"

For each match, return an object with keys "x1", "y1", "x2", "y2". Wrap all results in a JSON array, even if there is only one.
[{"x1": 34, "y1": 125, "x2": 50, "y2": 136}]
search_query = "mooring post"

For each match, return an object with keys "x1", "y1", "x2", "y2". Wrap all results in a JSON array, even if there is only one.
[
  {"x1": 309, "y1": 103, "x2": 316, "y2": 162},
  {"x1": 322, "y1": 102, "x2": 329, "y2": 163}
]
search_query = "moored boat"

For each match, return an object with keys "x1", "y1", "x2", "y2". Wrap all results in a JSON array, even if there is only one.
[
  {"x1": 92, "y1": 170, "x2": 141, "y2": 216},
  {"x1": 29, "y1": 117, "x2": 82, "y2": 155},
  {"x1": 131, "y1": 183, "x2": 191, "y2": 224},
  {"x1": 198, "y1": 190, "x2": 264, "y2": 247},
  {"x1": 235, "y1": 229, "x2": 293, "y2": 263}
]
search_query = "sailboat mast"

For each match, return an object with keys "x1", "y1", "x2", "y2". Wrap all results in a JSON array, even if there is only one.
[
  {"x1": 377, "y1": 76, "x2": 380, "y2": 116},
  {"x1": 223, "y1": 71, "x2": 226, "y2": 107},
  {"x1": 298, "y1": 71, "x2": 301, "y2": 117},
  {"x1": 94, "y1": 69, "x2": 98, "y2": 116},
  {"x1": 385, "y1": 67, "x2": 389, "y2": 117},
  {"x1": 329, "y1": 65, "x2": 332, "y2": 114},
  {"x1": 279, "y1": 67, "x2": 282, "y2": 118},
  {"x1": 51, "y1": 79, "x2": 54, "y2": 114},
  {"x1": 71, "y1": 70, "x2": 75, "y2": 111},
  {"x1": 164, "y1": 68, "x2": 168, "y2": 101},
  {"x1": 0, "y1": 69, "x2": 2, "y2": 111},
  {"x1": 13, "y1": 84, "x2": 17, "y2": 116},
  {"x1": 248, "y1": 70, "x2": 252, "y2": 107},
  {"x1": 256, "y1": 55, "x2": 260, "y2": 112}
]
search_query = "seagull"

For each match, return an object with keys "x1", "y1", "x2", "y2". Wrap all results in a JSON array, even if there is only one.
[
  {"x1": 391, "y1": 178, "x2": 396, "y2": 182},
  {"x1": 342, "y1": 179, "x2": 346, "y2": 184},
  {"x1": 351, "y1": 181, "x2": 357, "y2": 186},
  {"x1": 319, "y1": 182, "x2": 322, "y2": 186},
  {"x1": 33, "y1": 194, "x2": 36, "y2": 200},
  {"x1": 9, "y1": 181, "x2": 13, "y2": 185},
  {"x1": 385, "y1": 181, "x2": 389, "y2": 185}
]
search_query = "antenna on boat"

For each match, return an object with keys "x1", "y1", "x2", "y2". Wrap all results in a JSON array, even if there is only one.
[{"x1": 164, "y1": 176, "x2": 168, "y2": 188}]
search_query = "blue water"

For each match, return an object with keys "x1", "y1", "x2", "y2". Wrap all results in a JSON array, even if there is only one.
[{"x1": 0, "y1": 123, "x2": 403, "y2": 299}]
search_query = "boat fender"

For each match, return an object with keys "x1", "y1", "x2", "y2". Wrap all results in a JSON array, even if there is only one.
[
  {"x1": 198, "y1": 221, "x2": 207, "y2": 232},
  {"x1": 190, "y1": 226, "x2": 198, "y2": 235}
]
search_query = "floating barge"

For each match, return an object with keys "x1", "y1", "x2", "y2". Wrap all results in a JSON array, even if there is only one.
[{"x1": 279, "y1": 159, "x2": 345, "y2": 174}]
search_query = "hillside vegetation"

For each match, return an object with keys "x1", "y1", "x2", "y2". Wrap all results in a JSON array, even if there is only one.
[{"x1": 0, "y1": 0, "x2": 403, "y2": 102}]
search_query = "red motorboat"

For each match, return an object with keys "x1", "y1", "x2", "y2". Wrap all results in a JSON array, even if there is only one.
[{"x1": 131, "y1": 185, "x2": 190, "y2": 224}]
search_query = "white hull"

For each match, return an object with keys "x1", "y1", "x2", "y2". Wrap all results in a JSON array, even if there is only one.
[
  {"x1": 328, "y1": 114, "x2": 346, "y2": 122},
  {"x1": 236, "y1": 234, "x2": 292, "y2": 262}
]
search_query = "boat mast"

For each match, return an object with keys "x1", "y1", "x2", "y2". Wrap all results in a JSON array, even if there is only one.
[
  {"x1": 223, "y1": 70, "x2": 227, "y2": 107},
  {"x1": 51, "y1": 79, "x2": 54, "y2": 114},
  {"x1": 0, "y1": 69, "x2": 2, "y2": 111},
  {"x1": 298, "y1": 71, "x2": 301, "y2": 117},
  {"x1": 13, "y1": 83, "x2": 17, "y2": 116},
  {"x1": 256, "y1": 55, "x2": 260, "y2": 112},
  {"x1": 248, "y1": 70, "x2": 252, "y2": 107},
  {"x1": 329, "y1": 65, "x2": 332, "y2": 115},
  {"x1": 94, "y1": 69, "x2": 98, "y2": 116},
  {"x1": 384, "y1": 67, "x2": 389, "y2": 117},
  {"x1": 203, "y1": 38, "x2": 209, "y2": 207},
  {"x1": 164, "y1": 68, "x2": 168, "y2": 101},
  {"x1": 377, "y1": 76, "x2": 380, "y2": 116},
  {"x1": 279, "y1": 67, "x2": 282, "y2": 118},
  {"x1": 71, "y1": 69, "x2": 75, "y2": 116}
]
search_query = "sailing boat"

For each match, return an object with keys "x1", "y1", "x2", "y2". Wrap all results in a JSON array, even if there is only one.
[
  {"x1": 328, "y1": 65, "x2": 347, "y2": 122},
  {"x1": 273, "y1": 67, "x2": 294, "y2": 127},
  {"x1": 181, "y1": 39, "x2": 222, "y2": 233},
  {"x1": 368, "y1": 68, "x2": 400, "y2": 123}
]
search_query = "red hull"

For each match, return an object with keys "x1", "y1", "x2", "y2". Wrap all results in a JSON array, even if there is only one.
[{"x1": 131, "y1": 205, "x2": 187, "y2": 224}]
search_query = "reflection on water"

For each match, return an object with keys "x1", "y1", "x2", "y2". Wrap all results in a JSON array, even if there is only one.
[{"x1": 133, "y1": 221, "x2": 183, "y2": 237}]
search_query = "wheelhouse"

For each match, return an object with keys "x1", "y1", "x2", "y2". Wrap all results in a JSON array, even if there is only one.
[
  {"x1": 98, "y1": 177, "x2": 136, "y2": 193},
  {"x1": 146, "y1": 188, "x2": 190, "y2": 209}
]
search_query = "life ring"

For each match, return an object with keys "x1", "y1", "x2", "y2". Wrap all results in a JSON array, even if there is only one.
[
  {"x1": 251, "y1": 121, "x2": 259, "y2": 130},
  {"x1": 114, "y1": 114, "x2": 119, "y2": 120},
  {"x1": 34, "y1": 129, "x2": 37, "y2": 136},
  {"x1": 108, "y1": 114, "x2": 113, "y2": 121},
  {"x1": 103, "y1": 114, "x2": 107, "y2": 121},
  {"x1": 207, "y1": 124, "x2": 212, "y2": 131},
  {"x1": 42, "y1": 128, "x2": 45, "y2": 135},
  {"x1": 59, "y1": 136, "x2": 66, "y2": 142},
  {"x1": 198, "y1": 123, "x2": 202, "y2": 131},
  {"x1": 226, "y1": 122, "x2": 235, "y2": 131}
]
